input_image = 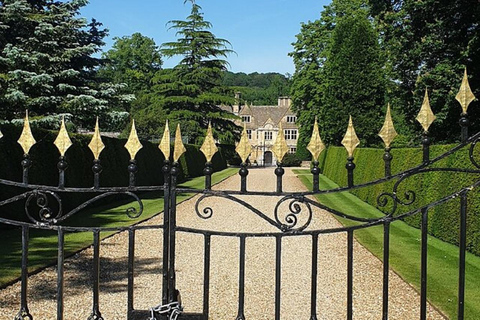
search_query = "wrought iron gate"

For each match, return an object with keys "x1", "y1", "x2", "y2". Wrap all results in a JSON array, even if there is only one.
[{"x1": 0, "y1": 71, "x2": 479, "y2": 319}]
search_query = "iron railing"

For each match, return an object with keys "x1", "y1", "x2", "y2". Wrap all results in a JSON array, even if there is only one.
[{"x1": 0, "y1": 70, "x2": 478, "y2": 319}]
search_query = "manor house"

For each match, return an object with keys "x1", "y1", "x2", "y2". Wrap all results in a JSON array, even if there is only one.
[{"x1": 225, "y1": 96, "x2": 299, "y2": 166}]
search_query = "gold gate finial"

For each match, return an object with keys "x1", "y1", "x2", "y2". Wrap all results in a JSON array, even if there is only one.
[
  {"x1": 307, "y1": 117, "x2": 325, "y2": 161},
  {"x1": 18, "y1": 110, "x2": 36, "y2": 155},
  {"x1": 456, "y1": 68, "x2": 476, "y2": 114},
  {"x1": 378, "y1": 104, "x2": 398, "y2": 148},
  {"x1": 235, "y1": 124, "x2": 252, "y2": 164},
  {"x1": 88, "y1": 117, "x2": 105, "y2": 160},
  {"x1": 159, "y1": 120, "x2": 171, "y2": 161},
  {"x1": 416, "y1": 89, "x2": 436, "y2": 132},
  {"x1": 200, "y1": 122, "x2": 218, "y2": 163},
  {"x1": 125, "y1": 120, "x2": 143, "y2": 160},
  {"x1": 341, "y1": 115, "x2": 360, "y2": 157},
  {"x1": 54, "y1": 116, "x2": 73, "y2": 157},
  {"x1": 173, "y1": 124, "x2": 186, "y2": 162},
  {"x1": 272, "y1": 122, "x2": 288, "y2": 163}
]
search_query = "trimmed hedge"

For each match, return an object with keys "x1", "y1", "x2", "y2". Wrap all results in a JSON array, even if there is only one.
[
  {"x1": 320, "y1": 145, "x2": 480, "y2": 256},
  {"x1": 0, "y1": 124, "x2": 228, "y2": 222}
]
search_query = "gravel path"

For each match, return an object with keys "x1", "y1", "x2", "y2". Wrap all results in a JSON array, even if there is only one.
[{"x1": 0, "y1": 168, "x2": 445, "y2": 319}]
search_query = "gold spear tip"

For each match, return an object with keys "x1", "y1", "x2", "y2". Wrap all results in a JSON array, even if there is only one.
[
  {"x1": 54, "y1": 116, "x2": 73, "y2": 157},
  {"x1": 235, "y1": 123, "x2": 252, "y2": 164},
  {"x1": 125, "y1": 119, "x2": 143, "y2": 160},
  {"x1": 272, "y1": 122, "x2": 288, "y2": 163},
  {"x1": 341, "y1": 115, "x2": 360, "y2": 158},
  {"x1": 173, "y1": 123, "x2": 186, "y2": 162},
  {"x1": 159, "y1": 120, "x2": 171, "y2": 161},
  {"x1": 88, "y1": 117, "x2": 105, "y2": 160},
  {"x1": 307, "y1": 117, "x2": 325, "y2": 161},
  {"x1": 200, "y1": 122, "x2": 218, "y2": 163},
  {"x1": 18, "y1": 110, "x2": 36, "y2": 155},
  {"x1": 416, "y1": 88, "x2": 436, "y2": 132},
  {"x1": 455, "y1": 68, "x2": 476, "y2": 114},
  {"x1": 378, "y1": 103, "x2": 398, "y2": 148}
]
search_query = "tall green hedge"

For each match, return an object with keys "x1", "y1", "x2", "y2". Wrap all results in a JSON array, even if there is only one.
[
  {"x1": 0, "y1": 124, "x2": 228, "y2": 222},
  {"x1": 320, "y1": 145, "x2": 480, "y2": 256}
]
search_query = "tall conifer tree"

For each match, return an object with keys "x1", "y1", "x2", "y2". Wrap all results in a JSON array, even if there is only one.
[
  {"x1": 0, "y1": 0, "x2": 132, "y2": 126},
  {"x1": 136, "y1": 0, "x2": 238, "y2": 143}
]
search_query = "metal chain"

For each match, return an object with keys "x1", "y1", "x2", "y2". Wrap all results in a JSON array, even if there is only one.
[{"x1": 148, "y1": 301, "x2": 183, "y2": 320}]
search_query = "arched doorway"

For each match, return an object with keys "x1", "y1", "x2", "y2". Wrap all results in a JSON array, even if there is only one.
[{"x1": 264, "y1": 151, "x2": 273, "y2": 166}]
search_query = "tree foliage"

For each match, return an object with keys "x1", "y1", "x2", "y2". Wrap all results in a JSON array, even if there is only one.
[
  {"x1": 370, "y1": 0, "x2": 480, "y2": 142},
  {"x1": 222, "y1": 71, "x2": 291, "y2": 105},
  {"x1": 0, "y1": 0, "x2": 132, "y2": 127},
  {"x1": 133, "y1": 0, "x2": 239, "y2": 144},
  {"x1": 289, "y1": 0, "x2": 386, "y2": 159},
  {"x1": 99, "y1": 32, "x2": 162, "y2": 99}
]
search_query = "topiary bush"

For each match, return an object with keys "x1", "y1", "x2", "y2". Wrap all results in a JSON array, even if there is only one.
[{"x1": 282, "y1": 153, "x2": 302, "y2": 167}]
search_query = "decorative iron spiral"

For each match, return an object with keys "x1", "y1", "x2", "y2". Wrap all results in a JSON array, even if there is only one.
[
  {"x1": 376, "y1": 192, "x2": 397, "y2": 216},
  {"x1": 195, "y1": 194, "x2": 214, "y2": 219},
  {"x1": 125, "y1": 192, "x2": 144, "y2": 218},
  {"x1": 25, "y1": 190, "x2": 62, "y2": 224},
  {"x1": 274, "y1": 195, "x2": 312, "y2": 232}
]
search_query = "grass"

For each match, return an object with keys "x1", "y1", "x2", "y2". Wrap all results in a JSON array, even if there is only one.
[
  {"x1": 293, "y1": 169, "x2": 480, "y2": 319},
  {"x1": 0, "y1": 167, "x2": 237, "y2": 287}
]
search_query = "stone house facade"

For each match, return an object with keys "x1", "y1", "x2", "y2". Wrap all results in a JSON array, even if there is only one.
[{"x1": 226, "y1": 96, "x2": 299, "y2": 166}]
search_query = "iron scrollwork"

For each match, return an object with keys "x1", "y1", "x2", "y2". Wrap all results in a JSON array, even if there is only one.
[
  {"x1": 25, "y1": 190, "x2": 63, "y2": 224},
  {"x1": 274, "y1": 195, "x2": 312, "y2": 232}
]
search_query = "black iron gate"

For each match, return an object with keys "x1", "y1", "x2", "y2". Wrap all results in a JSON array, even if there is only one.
[{"x1": 0, "y1": 72, "x2": 479, "y2": 319}]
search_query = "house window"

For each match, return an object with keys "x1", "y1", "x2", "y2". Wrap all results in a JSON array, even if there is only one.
[
  {"x1": 284, "y1": 129, "x2": 298, "y2": 140},
  {"x1": 289, "y1": 147, "x2": 297, "y2": 154},
  {"x1": 246, "y1": 129, "x2": 252, "y2": 139},
  {"x1": 242, "y1": 115, "x2": 251, "y2": 123},
  {"x1": 264, "y1": 131, "x2": 273, "y2": 140},
  {"x1": 286, "y1": 116, "x2": 297, "y2": 123}
]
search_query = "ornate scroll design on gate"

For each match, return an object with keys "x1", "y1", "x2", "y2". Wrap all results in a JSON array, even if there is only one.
[{"x1": 0, "y1": 189, "x2": 144, "y2": 225}]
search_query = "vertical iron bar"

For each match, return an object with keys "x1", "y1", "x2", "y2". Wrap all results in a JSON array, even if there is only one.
[
  {"x1": 239, "y1": 163, "x2": 248, "y2": 193},
  {"x1": 275, "y1": 163, "x2": 284, "y2": 193},
  {"x1": 203, "y1": 234, "x2": 211, "y2": 317},
  {"x1": 346, "y1": 157, "x2": 355, "y2": 188},
  {"x1": 383, "y1": 148, "x2": 392, "y2": 177},
  {"x1": 420, "y1": 208, "x2": 428, "y2": 320},
  {"x1": 168, "y1": 162, "x2": 179, "y2": 302},
  {"x1": 275, "y1": 236, "x2": 282, "y2": 320},
  {"x1": 460, "y1": 114, "x2": 469, "y2": 143},
  {"x1": 88, "y1": 230, "x2": 103, "y2": 320},
  {"x1": 128, "y1": 159, "x2": 138, "y2": 187},
  {"x1": 204, "y1": 162, "x2": 213, "y2": 190},
  {"x1": 310, "y1": 234, "x2": 319, "y2": 320},
  {"x1": 92, "y1": 159, "x2": 102, "y2": 189},
  {"x1": 21, "y1": 154, "x2": 31, "y2": 185},
  {"x1": 127, "y1": 229, "x2": 135, "y2": 314},
  {"x1": 382, "y1": 222, "x2": 390, "y2": 320},
  {"x1": 58, "y1": 156, "x2": 68, "y2": 188},
  {"x1": 311, "y1": 161, "x2": 320, "y2": 192},
  {"x1": 57, "y1": 228, "x2": 65, "y2": 320},
  {"x1": 236, "y1": 236, "x2": 246, "y2": 320},
  {"x1": 16, "y1": 225, "x2": 32, "y2": 319},
  {"x1": 347, "y1": 230, "x2": 354, "y2": 320},
  {"x1": 422, "y1": 133, "x2": 430, "y2": 164},
  {"x1": 458, "y1": 192, "x2": 467, "y2": 319},
  {"x1": 162, "y1": 161, "x2": 171, "y2": 306}
]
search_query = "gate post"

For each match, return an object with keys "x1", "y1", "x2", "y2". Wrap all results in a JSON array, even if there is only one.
[
  {"x1": 162, "y1": 160, "x2": 171, "y2": 307},
  {"x1": 168, "y1": 162, "x2": 180, "y2": 303}
]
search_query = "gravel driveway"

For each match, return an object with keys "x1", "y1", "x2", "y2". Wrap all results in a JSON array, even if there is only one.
[{"x1": 0, "y1": 167, "x2": 445, "y2": 319}]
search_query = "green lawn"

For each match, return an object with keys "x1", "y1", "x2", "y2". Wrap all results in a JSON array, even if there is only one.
[
  {"x1": 0, "y1": 167, "x2": 237, "y2": 286},
  {"x1": 294, "y1": 169, "x2": 480, "y2": 319}
]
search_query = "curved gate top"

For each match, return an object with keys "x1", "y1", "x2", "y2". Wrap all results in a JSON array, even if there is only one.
[{"x1": 0, "y1": 71, "x2": 479, "y2": 320}]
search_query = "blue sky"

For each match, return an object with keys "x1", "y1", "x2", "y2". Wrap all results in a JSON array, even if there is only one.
[{"x1": 80, "y1": 0, "x2": 330, "y2": 75}]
